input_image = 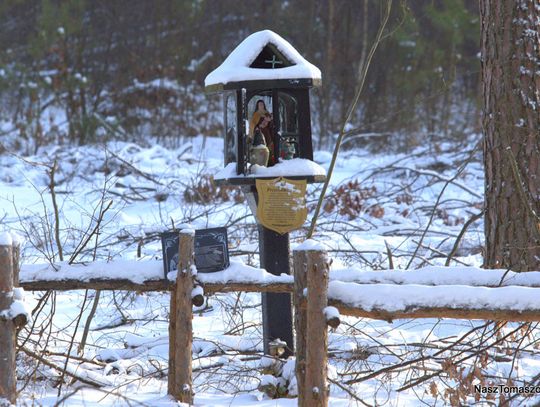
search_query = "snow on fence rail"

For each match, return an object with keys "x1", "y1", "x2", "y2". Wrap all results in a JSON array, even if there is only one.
[
  {"x1": 3, "y1": 232, "x2": 540, "y2": 406},
  {"x1": 18, "y1": 258, "x2": 540, "y2": 322}
]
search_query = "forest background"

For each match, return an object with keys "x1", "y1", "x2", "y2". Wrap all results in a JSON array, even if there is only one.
[{"x1": 0, "y1": 0, "x2": 479, "y2": 153}]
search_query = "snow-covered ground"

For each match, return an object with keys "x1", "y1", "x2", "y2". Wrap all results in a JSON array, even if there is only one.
[{"x1": 1, "y1": 134, "x2": 539, "y2": 406}]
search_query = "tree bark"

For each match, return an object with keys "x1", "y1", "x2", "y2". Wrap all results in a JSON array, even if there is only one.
[{"x1": 481, "y1": 0, "x2": 540, "y2": 271}]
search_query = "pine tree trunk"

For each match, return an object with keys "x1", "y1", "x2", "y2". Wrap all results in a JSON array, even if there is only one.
[{"x1": 481, "y1": 0, "x2": 540, "y2": 271}]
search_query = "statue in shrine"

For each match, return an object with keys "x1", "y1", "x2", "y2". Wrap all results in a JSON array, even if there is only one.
[
  {"x1": 249, "y1": 100, "x2": 277, "y2": 168},
  {"x1": 249, "y1": 116, "x2": 270, "y2": 168},
  {"x1": 258, "y1": 113, "x2": 276, "y2": 166},
  {"x1": 249, "y1": 99, "x2": 269, "y2": 140},
  {"x1": 280, "y1": 137, "x2": 296, "y2": 160}
]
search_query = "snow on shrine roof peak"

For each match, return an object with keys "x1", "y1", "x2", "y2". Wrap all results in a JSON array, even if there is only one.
[{"x1": 205, "y1": 30, "x2": 321, "y2": 89}]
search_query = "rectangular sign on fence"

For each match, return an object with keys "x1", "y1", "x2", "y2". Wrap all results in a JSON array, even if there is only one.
[{"x1": 161, "y1": 227, "x2": 230, "y2": 278}]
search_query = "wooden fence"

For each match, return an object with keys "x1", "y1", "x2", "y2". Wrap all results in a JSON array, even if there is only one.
[{"x1": 2, "y1": 232, "x2": 540, "y2": 406}]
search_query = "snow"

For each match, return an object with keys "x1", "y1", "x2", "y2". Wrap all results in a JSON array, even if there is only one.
[
  {"x1": 329, "y1": 265, "x2": 540, "y2": 287},
  {"x1": 323, "y1": 306, "x2": 340, "y2": 320},
  {"x1": 259, "y1": 374, "x2": 276, "y2": 387},
  {"x1": 195, "y1": 259, "x2": 293, "y2": 285},
  {"x1": 180, "y1": 227, "x2": 195, "y2": 236},
  {"x1": 0, "y1": 398, "x2": 13, "y2": 407},
  {"x1": 205, "y1": 30, "x2": 321, "y2": 87},
  {"x1": 19, "y1": 258, "x2": 294, "y2": 286},
  {"x1": 328, "y1": 281, "x2": 540, "y2": 312},
  {"x1": 20, "y1": 259, "x2": 163, "y2": 284},
  {"x1": 2, "y1": 287, "x2": 32, "y2": 322},
  {"x1": 0, "y1": 231, "x2": 12, "y2": 246},
  {"x1": 214, "y1": 158, "x2": 326, "y2": 180},
  {"x1": 13, "y1": 287, "x2": 24, "y2": 300},
  {"x1": 4, "y1": 134, "x2": 540, "y2": 406},
  {"x1": 191, "y1": 285, "x2": 204, "y2": 298},
  {"x1": 294, "y1": 239, "x2": 326, "y2": 251},
  {"x1": 0, "y1": 287, "x2": 31, "y2": 322},
  {"x1": 0, "y1": 231, "x2": 25, "y2": 247},
  {"x1": 10, "y1": 231, "x2": 24, "y2": 246},
  {"x1": 5, "y1": 299, "x2": 32, "y2": 321}
]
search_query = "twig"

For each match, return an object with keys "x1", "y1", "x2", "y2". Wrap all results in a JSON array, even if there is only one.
[
  {"x1": 445, "y1": 211, "x2": 484, "y2": 266},
  {"x1": 307, "y1": 0, "x2": 392, "y2": 239},
  {"x1": 328, "y1": 377, "x2": 373, "y2": 407},
  {"x1": 57, "y1": 290, "x2": 90, "y2": 396},
  {"x1": 78, "y1": 290, "x2": 101, "y2": 355},
  {"x1": 48, "y1": 159, "x2": 64, "y2": 261},
  {"x1": 69, "y1": 200, "x2": 113, "y2": 264},
  {"x1": 104, "y1": 147, "x2": 164, "y2": 186},
  {"x1": 405, "y1": 143, "x2": 480, "y2": 269},
  {"x1": 384, "y1": 240, "x2": 394, "y2": 269}
]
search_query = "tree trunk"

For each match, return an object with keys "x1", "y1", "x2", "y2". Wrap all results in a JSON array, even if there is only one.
[{"x1": 481, "y1": 0, "x2": 540, "y2": 271}]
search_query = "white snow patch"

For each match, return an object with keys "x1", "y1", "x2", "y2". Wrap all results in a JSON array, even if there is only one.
[
  {"x1": 191, "y1": 285, "x2": 204, "y2": 298},
  {"x1": 328, "y1": 281, "x2": 540, "y2": 312},
  {"x1": 323, "y1": 306, "x2": 340, "y2": 320},
  {"x1": 190, "y1": 264, "x2": 198, "y2": 276},
  {"x1": 7, "y1": 232, "x2": 24, "y2": 247},
  {"x1": 7, "y1": 300, "x2": 32, "y2": 321},
  {"x1": 180, "y1": 228, "x2": 195, "y2": 236},
  {"x1": 20, "y1": 259, "x2": 163, "y2": 284},
  {"x1": 0, "y1": 232, "x2": 13, "y2": 246},
  {"x1": 259, "y1": 374, "x2": 277, "y2": 387},
  {"x1": 214, "y1": 159, "x2": 326, "y2": 180},
  {"x1": 330, "y1": 265, "x2": 540, "y2": 287},
  {"x1": 167, "y1": 270, "x2": 178, "y2": 281},
  {"x1": 294, "y1": 239, "x2": 326, "y2": 251},
  {"x1": 13, "y1": 287, "x2": 24, "y2": 300},
  {"x1": 196, "y1": 259, "x2": 292, "y2": 285}
]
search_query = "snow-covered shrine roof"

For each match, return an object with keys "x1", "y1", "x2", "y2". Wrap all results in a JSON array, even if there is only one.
[{"x1": 205, "y1": 30, "x2": 321, "y2": 92}]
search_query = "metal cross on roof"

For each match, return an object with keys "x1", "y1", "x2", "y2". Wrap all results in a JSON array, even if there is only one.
[{"x1": 264, "y1": 55, "x2": 283, "y2": 69}]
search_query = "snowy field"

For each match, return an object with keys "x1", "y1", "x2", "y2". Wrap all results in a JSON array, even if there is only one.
[{"x1": 2, "y1": 134, "x2": 540, "y2": 406}]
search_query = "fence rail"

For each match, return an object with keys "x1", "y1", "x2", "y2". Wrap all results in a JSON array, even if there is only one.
[
  {"x1": 4, "y1": 232, "x2": 540, "y2": 406},
  {"x1": 19, "y1": 281, "x2": 540, "y2": 323}
]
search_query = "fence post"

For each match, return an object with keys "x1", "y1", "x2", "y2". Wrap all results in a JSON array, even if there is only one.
[
  {"x1": 304, "y1": 247, "x2": 330, "y2": 407},
  {"x1": 293, "y1": 249, "x2": 307, "y2": 405},
  {"x1": 168, "y1": 230, "x2": 194, "y2": 404},
  {"x1": 0, "y1": 235, "x2": 16, "y2": 405}
]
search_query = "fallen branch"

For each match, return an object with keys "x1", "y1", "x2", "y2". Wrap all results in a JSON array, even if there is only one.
[{"x1": 21, "y1": 347, "x2": 107, "y2": 388}]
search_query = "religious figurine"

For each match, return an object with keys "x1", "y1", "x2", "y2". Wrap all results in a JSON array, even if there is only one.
[
  {"x1": 258, "y1": 113, "x2": 276, "y2": 166},
  {"x1": 281, "y1": 138, "x2": 296, "y2": 160},
  {"x1": 249, "y1": 99, "x2": 269, "y2": 140},
  {"x1": 249, "y1": 119, "x2": 270, "y2": 168}
]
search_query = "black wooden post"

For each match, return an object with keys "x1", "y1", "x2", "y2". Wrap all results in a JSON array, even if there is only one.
[{"x1": 258, "y1": 225, "x2": 294, "y2": 358}]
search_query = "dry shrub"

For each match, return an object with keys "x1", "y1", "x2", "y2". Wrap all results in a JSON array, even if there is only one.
[
  {"x1": 436, "y1": 209, "x2": 465, "y2": 226},
  {"x1": 183, "y1": 174, "x2": 245, "y2": 205},
  {"x1": 396, "y1": 192, "x2": 414, "y2": 205},
  {"x1": 323, "y1": 180, "x2": 383, "y2": 220}
]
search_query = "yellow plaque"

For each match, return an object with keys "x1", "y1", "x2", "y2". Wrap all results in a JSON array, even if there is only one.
[{"x1": 256, "y1": 177, "x2": 308, "y2": 234}]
